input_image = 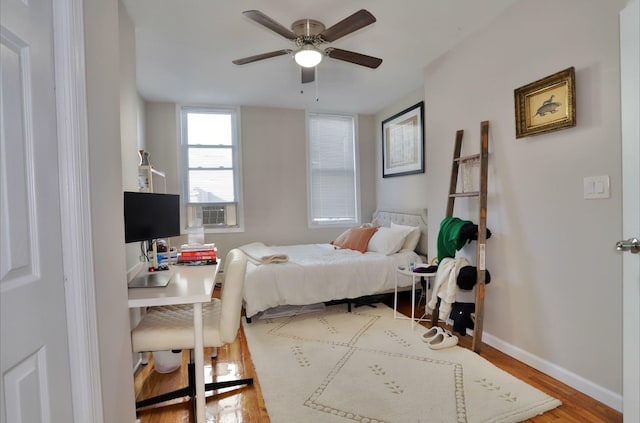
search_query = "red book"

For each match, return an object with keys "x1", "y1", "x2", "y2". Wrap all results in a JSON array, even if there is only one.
[{"x1": 180, "y1": 250, "x2": 216, "y2": 258}]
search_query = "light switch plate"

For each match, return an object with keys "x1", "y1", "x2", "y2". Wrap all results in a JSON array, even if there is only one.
[{"x1": 584, "y1": 175, "x2": 610, "y2": 199}]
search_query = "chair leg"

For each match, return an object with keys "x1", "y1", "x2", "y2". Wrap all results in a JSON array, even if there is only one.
[
  {"x1": 135, "y1": 358, "x2": 198, "y2": 410},
  {"x1": 136, "y1": 385, "x2": 192, "y2": 409},
  {"x1": 204, "y1": 377, "x2": 254, "y2": 393},
  {"x1": 204, "y1": 346, "x2": 253, "y2": 393},
  {"x1": 140, "y1": 351, "x2": 149, "y2": 365},
  {"x1": 136, "y1": 351, "x2": 253, "y2": 411},
  {"x1": 187, "y1": 361, "x2": 196, "y2": 397},
  {"x1": 186, "y1": 361, "x2": 197, "y2": 418}
]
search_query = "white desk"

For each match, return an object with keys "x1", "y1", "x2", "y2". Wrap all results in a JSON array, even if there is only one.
[
  {"x1": 394, "y1": 266, "x2": 436, "y2": 328},
  {"x1": 128, "y1": 263, "x2": 218, "y2": 423}
]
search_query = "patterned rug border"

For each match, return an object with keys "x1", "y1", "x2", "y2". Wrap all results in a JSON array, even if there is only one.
[{"x1": 243, "y1": 304, "x2": 562, "y2": 423}]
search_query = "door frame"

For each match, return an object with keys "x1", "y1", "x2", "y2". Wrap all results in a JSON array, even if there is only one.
[
  {"x1": 53, "y1": 0, "x2": 104, "y2": 421},
  {"x1": 620, "y1": 0, "x2": 640, "y2": 420}
]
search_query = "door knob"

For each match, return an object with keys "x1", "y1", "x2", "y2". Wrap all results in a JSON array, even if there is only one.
[{"x1": 615, "y1": 237, "x2": 640, "y2": 254}]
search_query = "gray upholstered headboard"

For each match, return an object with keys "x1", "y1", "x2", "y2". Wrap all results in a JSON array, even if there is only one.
[{"x1": 372, "y1": 209, "x2": 428, "y2": 258}]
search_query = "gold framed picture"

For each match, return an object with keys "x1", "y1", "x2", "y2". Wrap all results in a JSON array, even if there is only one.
[{"x1": 514, "y1": 67, "x2": 576, "y2": 138}]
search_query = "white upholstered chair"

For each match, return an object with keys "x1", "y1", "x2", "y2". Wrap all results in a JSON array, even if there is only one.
[{"x1": 131, "y1": 248, "x2": 253, "y2": 410}]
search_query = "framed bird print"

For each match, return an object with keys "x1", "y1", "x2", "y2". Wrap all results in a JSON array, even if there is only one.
[{"x1": 514, "y1": 67, "x2": 576, "y2": 138}]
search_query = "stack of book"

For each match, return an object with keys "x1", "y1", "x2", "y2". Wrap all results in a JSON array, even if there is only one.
[{"x1": 177, "y1": 243, "x2": 217, "y2": 265}]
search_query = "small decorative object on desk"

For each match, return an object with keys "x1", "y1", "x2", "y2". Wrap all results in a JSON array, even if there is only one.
[{"x1": 138, "y1": 149, "x2": 150, "y2": 166}]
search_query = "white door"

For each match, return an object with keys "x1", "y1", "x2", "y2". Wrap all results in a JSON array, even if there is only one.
[
  {"x1": 620, "y1": 0, "x2": 640, "y2": 421},
  {"x1": 0, "y1": 0, "x2": 75, "y2": 421}
]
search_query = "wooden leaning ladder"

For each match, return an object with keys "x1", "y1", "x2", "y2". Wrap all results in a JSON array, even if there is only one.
[{"x1": 433, "y1": 121, "x2": 490, "y2": 353}]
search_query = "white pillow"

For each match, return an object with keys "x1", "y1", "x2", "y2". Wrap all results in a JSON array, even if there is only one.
[
  {"x1": 367, "y1": 226, "x2": 412, "y2": 255},
  {"x1": 391, "y1": 222, "x2": 421, "y2": 251}
]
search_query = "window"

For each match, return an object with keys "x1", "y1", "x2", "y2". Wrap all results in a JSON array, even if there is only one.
[
  {"x1": 307, "y1": 113, "x2": 359, "y2": 227},
  {"x1": 180, "y1": 106, "x2": 242, "y2": 231}
]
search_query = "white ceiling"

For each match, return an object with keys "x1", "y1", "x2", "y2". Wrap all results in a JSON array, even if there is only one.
[{"x1": 122, "y1": 0, "x2": 518, "y2": 115}]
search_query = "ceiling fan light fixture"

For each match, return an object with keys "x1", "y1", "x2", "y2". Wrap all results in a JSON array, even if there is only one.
[{"x1": 294, "y1": 45, "x2": 322, "y2": 68}]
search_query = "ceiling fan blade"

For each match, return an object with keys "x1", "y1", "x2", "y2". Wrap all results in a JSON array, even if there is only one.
[
  {"x1": 325, "y1": 48, "x2": 382, "y2": 69},
  {"x1": 320, "y1": 9, "x2": 376, "y2": 42},
  {"x1": 242, "y1": 10, "x2": 297, "y2": 40},
  {"x1": 232, "y1": 49, "x2": 292, "y2": 65},
  {"x1": 301, "y1": 67, "x2": 315, "y2": 84}
]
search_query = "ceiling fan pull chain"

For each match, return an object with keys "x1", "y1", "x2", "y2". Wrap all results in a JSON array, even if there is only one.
[{"x1": 315, "y1": 67, "x2": 319, "y2": 102}]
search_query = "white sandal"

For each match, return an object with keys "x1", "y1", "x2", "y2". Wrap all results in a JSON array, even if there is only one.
[
  {"x1": 421, "y1": 326, "x2": 444, "y2": 343},
  {"x1": 428, "y1": 331, "x2": 458, "y2": 350}
]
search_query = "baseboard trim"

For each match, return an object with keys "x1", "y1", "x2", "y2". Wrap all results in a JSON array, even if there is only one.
[
  {"x1": 133, "y1": 356, "x2": 143, "y2": 373},
  {"x1": 482, "y1": 331, "x2": 623, "y2": 412}
]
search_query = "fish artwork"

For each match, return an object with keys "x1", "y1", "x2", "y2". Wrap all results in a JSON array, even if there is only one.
[{"x1": 534, "y1": 94, "x2": 561, "y2": 117}]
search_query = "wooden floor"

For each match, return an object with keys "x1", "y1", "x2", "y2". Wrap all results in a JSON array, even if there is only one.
[{"x1": 133, "y1": 292, "x2": 622, "y2": 423}]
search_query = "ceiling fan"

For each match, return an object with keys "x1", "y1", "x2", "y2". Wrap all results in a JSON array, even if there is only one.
[{"x1": 232, "y1": 9, "x2": 383, "y2": 84}]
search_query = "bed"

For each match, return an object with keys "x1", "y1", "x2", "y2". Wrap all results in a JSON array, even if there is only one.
[{"x1": 239, "y1": 209, "x2": 429, "y2": 320}]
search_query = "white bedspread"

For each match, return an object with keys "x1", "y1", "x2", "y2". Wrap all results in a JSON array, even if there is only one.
[{"x1": 241, "y1": 243, "x2": 420, "y2": 318}]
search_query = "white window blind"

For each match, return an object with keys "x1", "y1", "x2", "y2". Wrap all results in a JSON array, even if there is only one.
[{"x1": 308, "y1": 113, "x2": 358, "y2": 226}]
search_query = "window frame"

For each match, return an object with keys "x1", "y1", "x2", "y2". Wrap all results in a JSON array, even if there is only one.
[
  {"x1": 306, "y1": 111, "x2": 361, "y2": 228},
  {"x1": 179, "y1": 105, "x2": 244, "y2": 233}
]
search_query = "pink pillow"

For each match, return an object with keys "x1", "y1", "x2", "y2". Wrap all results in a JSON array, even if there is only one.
[
  {"x1": 331, "y1": 220, "x2": 380, "y2": 246},
  {"x1": 332, "y1": 226, "x2": 378, "y2": 253}
]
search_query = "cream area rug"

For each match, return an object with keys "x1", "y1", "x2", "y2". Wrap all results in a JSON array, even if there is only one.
[{"x1": 242, "y1": 304, "x2": 561, "y2": 423}]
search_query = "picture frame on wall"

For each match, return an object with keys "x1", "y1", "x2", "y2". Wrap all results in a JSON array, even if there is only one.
[
  {"x1": 514, "y1": 67, "x2": 576, "y2": 138},
  {"x1": 382, "y1": 101, "x2": 425, "y2": 178}
]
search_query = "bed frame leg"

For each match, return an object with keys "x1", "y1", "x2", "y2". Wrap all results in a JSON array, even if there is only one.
[
  {"x1": 347, "y1": 303, "x2": 352, "y2": 313},
  {"x1": 245, "y1": 316, "x2": 252, "y2": 323}
]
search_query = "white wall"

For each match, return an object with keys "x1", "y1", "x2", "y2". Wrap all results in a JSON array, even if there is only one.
[
  {"x1": 84, "y1": 0, "x2": 137, "y2": 421},
  {"x1": 137, "y1": 95, "x2": 146, "y2": 151},
  {"x1": 119, "y1": 3, "x2": 143, "y2": 274},
  {"x1": 358, "y1": 114, "x2": 377, "y2": 220},
  {"x1": 375, "y1": 87, "x2": 426, "y2": 212},
  {"x1": 143, "y1": 104, "x2": 378, "y2": 258},
  {"x1": 118, "y1": 1, "x2": 150, "y2": 373},
  {"x1": 144, "y1": 102, "x2": 180, "y2": 194},
  {"x1": 377, "y1": 0, "x2": 626, "y2": 409},
  {"x1": 119, "y1": 4, "x2": 138, "y2": 194}
]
